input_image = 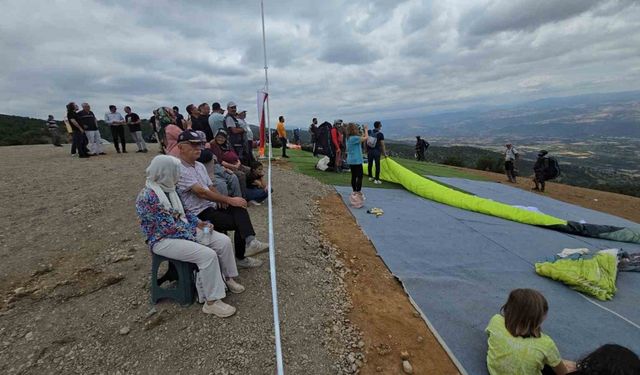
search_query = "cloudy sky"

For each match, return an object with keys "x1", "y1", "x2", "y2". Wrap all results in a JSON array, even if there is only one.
[{"x1": 1, "y1": 0, "x2": 639, "y2": 126}]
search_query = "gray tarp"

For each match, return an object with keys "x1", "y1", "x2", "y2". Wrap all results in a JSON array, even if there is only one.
[{"x1": 335, "y1": 183, "x2": 640, "y2": 375}]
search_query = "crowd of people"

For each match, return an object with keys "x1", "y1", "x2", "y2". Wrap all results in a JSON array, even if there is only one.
[
  {"x1": 134, "y1": 99, "x2": 282, "y2": 317},
  {"x1": 308, "y1": 119, "x2": 386, "y2": 207},
  {"x1": 61, "y1": 102, "x2": 149, "y2": 158}
]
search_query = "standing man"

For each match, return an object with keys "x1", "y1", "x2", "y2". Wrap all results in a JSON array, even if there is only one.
[
  {"x1": 188, "y1": 104, "x2": 213, "y2": 141},
  {"x1": 415, "y1": 136, "x2": 429, "y2": 161},
  {"x1": 276, "y1": 115, "x2": 288, "y2": 158},
  {"x1": 367, "y1": 121, "x2": 386, "y2": 184},
  {"x1": 197, "y1": 103, "x2": 214, "y2": 141},
  {"x1": 79, "y1": 103, "x2": 104, "y2": 155},
  {"x1": 309, "y1": 118, "x2": 318, "y2": 156},
  {"x1": 175, "y1": 130, "x2": 268, "y2": 268},
  {"x1": 208, "y1": 102, "x2": 225, "y2": 135},
  {"x1": 504, "y1": 143, "x2": 519, "y2": 183},
  {"x1": 237, "y1": 110, "x2": 255, "y2": 164},
  {"x1": 105, "y1": 105, "x2": 127, "y2": 153},
  {"x1": 66, "y1": 102, "x2": 90, "y2": 158},
  {"x1": 223, "y1": 102, "x2": 247, "y2": 161},
  {"x1": 46, "y1": 115, "x2": 62, "y2": 147},
  {"x1": 125, "y1": 106, "x2": 148, "y2": 153},
  {"x1": 173, "y1": 106, "x2": 184, "y2": 129}
]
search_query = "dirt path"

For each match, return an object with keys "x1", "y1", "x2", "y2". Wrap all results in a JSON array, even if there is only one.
[
  {"x1": 0, "y1": 144, "x2": 359, "y2": 374},
  {"x1": 319, "y1": 194, "x2": 460, "y2": 375}
]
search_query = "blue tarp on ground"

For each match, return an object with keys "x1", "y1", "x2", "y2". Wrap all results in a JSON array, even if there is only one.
[{"x1": 335, "y1": 183, "x2": 640, "y2": 375}]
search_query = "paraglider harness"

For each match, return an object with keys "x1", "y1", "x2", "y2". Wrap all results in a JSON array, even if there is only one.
[{"x1": 312, "y1": 121, "x2": 335, "y2": 157}]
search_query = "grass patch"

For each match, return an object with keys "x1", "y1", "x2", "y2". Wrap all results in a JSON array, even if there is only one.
[{"x1": 283, "y1": 149, "x2": 487, "y2": 189}]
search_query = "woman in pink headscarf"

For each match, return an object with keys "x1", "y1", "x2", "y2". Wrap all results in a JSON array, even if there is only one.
[{"x1": 156, "y1": 106, "x2": 187, "y2": 157}]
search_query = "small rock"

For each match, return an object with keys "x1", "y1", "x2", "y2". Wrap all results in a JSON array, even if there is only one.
[
  {"x1": 119, "y1": 326, "x2": 130, "y2": 335},
  {"x1": 417, "y1": 336, "x2": 424, "y2": 343},
  {"x1": 347, "y1": 352, "x2": 356, "y2": 363},
  {"x1": 376, "y1": 366, "x2": 383, "y2": 372},
  {"x1": 25, "y1": 332, "x2": 34, "y2": 341},
  {"x1": 400, "y1": 350, "x2": 410, "y2": 360},
  {"x1": 402, "y1": 360, "x2": 413, "y2": 374},
  {"x1": 357, "y1": 340, "x2": 365, "y2": 348},
  {"x1": 413, "y1": 311, "x2": 420, "y2": 318}
]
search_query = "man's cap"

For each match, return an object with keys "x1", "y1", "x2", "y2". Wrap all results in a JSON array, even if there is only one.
[
  {"x1": 215, "y1": 128, "x2": 228, "y2": 138},
  {"x1": 226, "y1": 101, "x2": 237, "y2": 108},
  {"x1": 178, "y1": 130, "x2": 204, "y2": 143},
  {"x1": 212, "y1": 102, "x2": 223, "y2": 111}
]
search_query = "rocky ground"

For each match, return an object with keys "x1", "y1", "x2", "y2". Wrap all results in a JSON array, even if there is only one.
[{"x1": 0, "y1": 145, "x2": 364, "y2": 374}]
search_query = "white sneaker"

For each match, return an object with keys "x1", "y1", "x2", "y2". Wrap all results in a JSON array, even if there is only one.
[
  {"x1": 236, "y1": 257, "x2": 263, "y2": 269},
  {"x1": 226, "y1": 279, "x2": 245, "y2": 294},
  {"x1": 248, "y1": 200, "x2": 262, "y2": 206},
  {"x1": 374, "y1": 179, "x2": 382, "y2": 185},
  {"x1": 368, "y1": 177, "x2": 374, "y2": 182},
  {"x1": 202, "y1": 300, "x2": 236, "y2": 317},
  {"x1": 245, "y1": 239, "x2": 269, "y2": 257}
]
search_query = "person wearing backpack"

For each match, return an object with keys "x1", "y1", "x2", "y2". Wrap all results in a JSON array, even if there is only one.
[
  {"x1": 415, "y1": 136, "x2": 429, "y2": 161},
  {"x1": 367, "y1": 121, "x2": 386, "y2": 184},
  {"x1": 533, "y1": 150, "x2": 553, "y2": 192}
]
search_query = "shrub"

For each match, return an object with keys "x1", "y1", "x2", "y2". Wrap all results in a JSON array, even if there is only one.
[{"x1": 442, "y1": 156, "x2": 465, "y2": 167}]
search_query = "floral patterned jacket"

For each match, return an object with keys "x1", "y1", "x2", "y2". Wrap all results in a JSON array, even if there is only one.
[{"x1": 135, "y1": 187, "x2": 199, "y2": 250}]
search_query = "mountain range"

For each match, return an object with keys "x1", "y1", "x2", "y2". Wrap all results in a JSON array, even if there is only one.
[{"x1": 378, "y1": 91, "x2": 640, "y2": 140}]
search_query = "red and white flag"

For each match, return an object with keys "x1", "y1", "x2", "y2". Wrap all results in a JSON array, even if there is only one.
[{"x1": 257, "y1": 90, "x2": 268, "y2": 158}]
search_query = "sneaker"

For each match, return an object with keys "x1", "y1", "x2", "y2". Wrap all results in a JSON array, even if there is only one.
[
  {"x1": 99, "y1": 152, "x2": 107, "y2": 155},
  {"x1": 142, "y1": 149, "x2": 148, "y2": 153},
  {"x1": 122, "y1": 150, "x2": 128, "y2": 153},
  {"x1": 374, "y1": 179, "x2": 382, "y2": 185},
  {"x1": 245, "y1": 239, "x2": 269, "y2": 257},
  {"x1": 116, "y1": 150, "x2": 121, "y2": 154},
  {"x1": 236, "y1": 257, "x2": 263, "y2": 269},
  {"x1": 226, "y1": 279, "x2": 245, "y2": 294},
  {"x1": 368, "y1": 177, "x2": 374, "y2": 182},
  {"x1": 282, "y1": 155, "x2": 290, "y2": 159},
  {"x1": 248, "y1": 200, "x2": 262, "y2": 206},
  {"x1": 202, "y1": 300, "x2": 236, "y2": 317},
  {"x1": 136, "y1": 150, "x2": 143, "y2": 153}
]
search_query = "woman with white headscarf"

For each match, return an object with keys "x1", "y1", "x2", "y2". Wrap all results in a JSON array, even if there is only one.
[{"x1": 136, "y1": 155, "x2": 244, "y2": 317}]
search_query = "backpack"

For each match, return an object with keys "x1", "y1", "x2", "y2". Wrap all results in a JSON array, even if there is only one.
[
  {"x1": 366, "y1": 131, "x2": 378, "y2": 148},
  {"x1": 313, "y1": 122, "x2": 335, "y2": 157},
  {"x1": 544, "y1": 157, "x2": 561, "y2": 180}
]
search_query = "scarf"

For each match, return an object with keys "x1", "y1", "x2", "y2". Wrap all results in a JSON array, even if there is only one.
[{"x1": 145, "y1": 155, "x2": 187, "y2": 223}]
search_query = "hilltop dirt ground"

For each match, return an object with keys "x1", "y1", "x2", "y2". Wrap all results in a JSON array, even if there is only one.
[{"x1": 1, "y1": 144, "x2": 639, "y2": 375}]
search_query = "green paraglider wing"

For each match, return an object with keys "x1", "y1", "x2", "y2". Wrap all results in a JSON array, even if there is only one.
[
  {"x1": 535, "y1": 252, "x2": 618, "y2": 300},
  {"x1": 370, "y1": 157, "x2": 640, "y2": 244}
]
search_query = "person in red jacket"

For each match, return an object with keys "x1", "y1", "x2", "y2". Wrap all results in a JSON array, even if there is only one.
[{"x1": 330, "y1": 120, "x2": 344, "y2": 172}]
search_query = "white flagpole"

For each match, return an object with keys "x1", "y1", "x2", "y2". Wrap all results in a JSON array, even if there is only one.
[{"x1": 261, "y1": 1, "x2": 284, "y2": 374}]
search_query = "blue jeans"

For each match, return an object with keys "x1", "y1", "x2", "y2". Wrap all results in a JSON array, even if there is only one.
[{"x1": 246, "y1": 188, "x2": 268, "y2": 203}]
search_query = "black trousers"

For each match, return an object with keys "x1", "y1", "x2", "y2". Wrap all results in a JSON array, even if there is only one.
[
  {"x1": 350, "y1": 164, "x2": 363, "y2": 192},
  {"x1": 72, "y1": 131, "x2": 89, "y2": 156},
  {"x1": 280, "y1": 137, "x2": 288, "y2": 157},
  {"x1": 110, "y1": 126, "x2": 126, "y2": 152},
  {"x1": 367, "y1": 150, "x2": 381, "y2": 180},
  {"x1": 197, "y1": 206, "x2": 256, "y2": 259}
]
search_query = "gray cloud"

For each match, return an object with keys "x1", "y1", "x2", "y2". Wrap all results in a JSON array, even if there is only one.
[
  {"x1": 0, "y1": 0, "x2": 638, "y2": 127},
  {"x1": 462, "y1": 0, "x2": 601, "y2": 36}
]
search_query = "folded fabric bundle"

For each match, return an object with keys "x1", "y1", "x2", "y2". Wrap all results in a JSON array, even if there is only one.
[{"x1": 535, "y1": 251, "x2": 618, "y2": 301}]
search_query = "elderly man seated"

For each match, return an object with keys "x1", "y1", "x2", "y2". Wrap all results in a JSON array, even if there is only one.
[{"x1": 175, "y1": 130, "x2": 268, "y2": 268}]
